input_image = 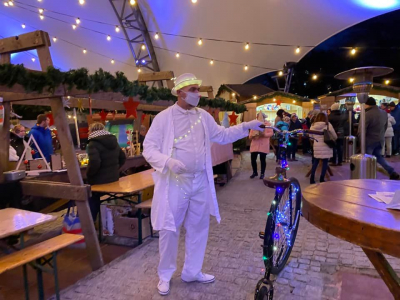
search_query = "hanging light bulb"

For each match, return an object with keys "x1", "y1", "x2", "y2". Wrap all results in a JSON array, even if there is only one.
[
  {"x1": 31, "y1": 58, "x2": 35, "y2": 62},
  {"x1": 52, "y1": 37, "x2": 57, "y2": 42},
  {"x1": 273, "y1": 98, "x2": 276, "y2": 102},
  {"x1": 111, "y1": 59, "x2": 115, "y2": 64},
  {"x1": 175, "y1": 52, "x2": 180, "y2": 58},
  {"x1": 115, "y1": 26, "x2": 120, "y2": 33},
  {"x1": 349, "y1": 77, "x2": 355, "y2": 83},
  {"x1": 312, "y1": 74, "x2": 318, "y2": 80},
  {"x1": 4, "y1": 2, "x2": 9, "y2": 7},
  {"x1": 278, "y1": 71, "x2": 283, "y2": 76},
  {"x1": 232, "y1": 93, "x2": 236, "y2": 97},
  {"x1": 38, "y1": 0, "x2": 42, "y2": 2},
  {"x1": 107, "y1": 35, "x2": 111, "y2": 41},
  {"x1": 141, "y1": 44, "x2": 146, "y2": 50},
  {"x1": 210, "y1": 59, "x2": 214, "y2": 65},
  {"x1": 154, "y1": 32, "x2": 159, "y2": 40},
  {"x1": 244, "y1": 65, "x2": 248, "y2": 71},
  {"x1": 130, "y1": 0, "x2": 136, "y2": 5},
  {"x1": 79, "y1": 0, "x2": 85, "y2": 4},
  {"x1": 21, "y1": 23, "x2": 26, "y2": 28},
  {"x1": 191, "y1": 0, "x2": 197, "y2": 3},
  {"x1": 253, "y1": 96, "x2": 257, "y2": 100},
  {"x1": 8, "y1": 0, "x2": 13, "y2": 6},
  {"x1": 385, "y1": 80, "x2": 390, "y2": 85},
  {"x1": 293, "y1": 100, "x2": 296, "y2": 103},
  {"x1": 83, "y1": 48, "x2": 87, "y2": 54},
  {"x1": 351, "y1": 48, "x2": 357, "y2": 55},
  {"x1": 295, "y1": 46, "x2": 300, "y2": 54},
  {"x1": 245, "y1": 43, "x2": 250, "y2": 50},
  {"x1": 76, "y1": 18, "x2": 80, "y2": 24},
  {"x1": 38, "y1": 8, "x2": 44, "y2": 13},
  {"x1": 39, "y1": 14, "x2": 44, "y2": 20},
  {"x1": 137, "y1": 68, "x2": 142, "y2": 73},
  {"x1": 198, "y1": 38, "x2": 203, "y2": 46},
  {"x1": 72, "y1": 24, "x2": 77, "y2": 30}
]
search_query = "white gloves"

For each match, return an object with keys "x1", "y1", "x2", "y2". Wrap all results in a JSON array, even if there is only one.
[
  {"x1": 244, "y1": 120, "x2": 264, "y2": 130},
  {"x1": 166, "y1": 158, "x2": 187, "y2": 174}
]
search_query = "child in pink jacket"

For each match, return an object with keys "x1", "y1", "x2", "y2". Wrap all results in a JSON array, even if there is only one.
[{"x1": 249, "y1": 112, "x2": 274, "y2": 179}]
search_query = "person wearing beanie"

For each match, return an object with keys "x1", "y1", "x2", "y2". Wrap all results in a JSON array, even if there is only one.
[
  {"x1": 360, "y1": 97, "x2": 399, "y2": 180},
  {"x1": 389, "y1": 101, "x2": 400, "y2": 155},
  {"x1": 328, "y1": 103, "x2": 348, "y2": 166}
]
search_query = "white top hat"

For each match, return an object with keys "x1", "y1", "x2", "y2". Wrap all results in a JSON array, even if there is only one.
[{"x1": 171, "y1": 73, "x2": 202, "y2": 96}]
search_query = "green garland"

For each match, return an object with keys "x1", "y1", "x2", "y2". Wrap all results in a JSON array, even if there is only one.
[
  {"x1": 251, "y1": 91, "x2": 309, "y2": 103},
  {"x1": 0, "y1": 64, "x2": 246, "y2": 113}
]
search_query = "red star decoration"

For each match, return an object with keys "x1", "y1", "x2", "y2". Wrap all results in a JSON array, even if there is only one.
[
  {"x1": 99, "y1": 109, "x2": 108, "y2": 121},
  {"x1": 276, "y1": 99, "x2": 282, "y2": 106},
  {"x1": 141, "y1": 113, "x2": 146, "y2": 124},
  {"x1": 229, "y1": 112, "x2": 238, "y2": 125},
  {"x1": 46, "y1": 113, "x2": 54, "y2": 126},
  {"x1": 124, "y1": 97, "x2": 140, "y2": 119}
]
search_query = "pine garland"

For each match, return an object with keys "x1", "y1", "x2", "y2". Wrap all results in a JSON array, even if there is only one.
[{"x1": 0, "y1": 64, "x2": 247, "y2": 113}]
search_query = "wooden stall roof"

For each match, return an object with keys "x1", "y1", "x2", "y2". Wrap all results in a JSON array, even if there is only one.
[{"x1": 318, "y1": 83, "x2": 400, "y2": 100}]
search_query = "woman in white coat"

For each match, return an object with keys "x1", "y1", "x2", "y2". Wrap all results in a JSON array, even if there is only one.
[
  {"x1": 309, "y1": 113, "x2": 337, "y2": 184},
  {"x1": 383, "y1": 113, "x2": 396, "y2": 157},
  {"x1": 142, "y1": 73, "x2": 263, "y2": 296}
]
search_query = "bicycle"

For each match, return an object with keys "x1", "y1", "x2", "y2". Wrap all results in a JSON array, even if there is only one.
[{"x1": 254, "y1": 126, "x2": 322, "y2": 300}]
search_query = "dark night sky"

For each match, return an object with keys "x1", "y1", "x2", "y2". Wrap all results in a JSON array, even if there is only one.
[{"x1": 246, "y1": 9, "x2": 400, "y2": 99}]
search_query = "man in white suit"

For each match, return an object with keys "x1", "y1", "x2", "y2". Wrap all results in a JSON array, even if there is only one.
[{"x1": 143, "y1": 73, "x2": 262, "y2": 295}]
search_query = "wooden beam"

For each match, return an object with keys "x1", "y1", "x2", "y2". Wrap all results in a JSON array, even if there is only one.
[
  {"x1": 0, "y1": 100, "x2": 11, "y2": 183},
  {"x1": 50, "y1": 97, "x2": 104, "y2": 270},
  {"x1": 138, "y1": 71, "x2": 174, "y2": 82},
  {"x1": 20, "y1": 181, "x2": 91, "y2": 201},
  {"x1": 199, "y1": 86, "x2": 213, "y2": 93},
  {"x1": 0, "y1": 31, "x2": 50, "y2": 55},
  {"x1": 0, "y1": 53, "x2": 11, "y2": 64}
]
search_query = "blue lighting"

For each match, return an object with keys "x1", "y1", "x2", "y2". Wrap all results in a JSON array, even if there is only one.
[
  {"x1": 355, "y1": 0, "x2": 399, "y2": 9},
  {"x1": 274, "y1": 233, "x2": 280, "y2": 239},
  {"x1": 142, "y1": 59, "x2": 145, "y2": 63}
]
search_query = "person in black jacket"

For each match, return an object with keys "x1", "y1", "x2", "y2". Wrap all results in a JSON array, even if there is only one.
[
  {"x1": 328, "y1": 103, "x2": 348, "y2": 166},
  {"x1": 288, "y1": 114, "x2": 302, "y2": 160},
  {"x1": 87, "y1": 122, "x2": 126, "y2": 221}
]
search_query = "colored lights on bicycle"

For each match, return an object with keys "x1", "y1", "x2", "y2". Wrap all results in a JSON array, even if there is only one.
[
  {"x1": 273, "y1": 246, "x2": 277, "y2": 251},
  {"x1": 274, "y1": 233, "x2": 280, "y2": 239},
  {"x1": 263, "y1": 256, "x2": 267, "y2": 260}
]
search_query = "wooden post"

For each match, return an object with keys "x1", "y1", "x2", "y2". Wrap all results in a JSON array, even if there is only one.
[
  {"x1": 36, "y1": 36, "x2": 104, "y2": 270},
  {"x1": 0, "y1": 53, "x2": 11, "y2": 183},
  {"x1": 134, "y1": 110, "x2": 143, "y2": 132}
]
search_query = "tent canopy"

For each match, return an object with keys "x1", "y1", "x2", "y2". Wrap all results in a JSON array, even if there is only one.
[{"x1": 1, "y1": 0, "x2": 399, "y2": 92}]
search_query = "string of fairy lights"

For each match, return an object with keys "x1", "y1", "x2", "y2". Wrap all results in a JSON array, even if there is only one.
[{"x1": 0, "y1": 0, "x2": 396, "y2": 84}]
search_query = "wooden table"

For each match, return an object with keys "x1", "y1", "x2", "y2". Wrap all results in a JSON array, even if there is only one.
[
  {"x1": 92, "y1": 169, "x2": 155, "y2": 245},
  {"x1": 302, "y1": 179, "x2": 400, "y2": 298},
  {"x1": 0, "y1": 208, "x2": 56, "y2": 240}
]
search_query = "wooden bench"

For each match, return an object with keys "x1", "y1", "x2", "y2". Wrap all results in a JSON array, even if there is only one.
[{"x1": 0, "y1": 233, "x2": 84, "y2": 300}]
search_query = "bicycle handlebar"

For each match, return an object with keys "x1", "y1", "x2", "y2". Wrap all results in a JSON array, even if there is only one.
[{"x1": 259, "y1": 125, "x2": 324, "y2": 136}]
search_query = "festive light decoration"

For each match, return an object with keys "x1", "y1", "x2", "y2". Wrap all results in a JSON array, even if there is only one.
[
  {"x1": 111, "y1": 59, "x2": 115, "y2": 64},
  {"x1": 76, "y1": 18, "x2": 81, "y2": 24},
  {"x1": 107, "y1": 35, "x2": 111, "y2": 41},
  {"x1": 39, "y1": 14, "x2": 44, "y2": 20},
  {"x1": 52, "y1": 37, "x2": 57, "y2": 42},
  {"x1": 72, "y1": 24, "x2": 77, "y2": 30},
  {"x1": 4, "y1": 2, "x2": 9, "y2": 7},
  {"x1": 349, "y1": 77, "x2": 355, "y2": 83},
  {"x1": 99, "y1": 110, "x2": 108, "y2": 121},
  {"x1": 229, "y1": 111, "x2": 238, "y2": 125},
  {"x1": 79, "y1": 0, "x2": 85, "y2": 4},
  {"x1": 38, "y1": 8, "x2": 43, "y2": 13},
  {"x1": 31, "y1": 58, "x2": 35, "y2": 62},
  {"x1": 278, "y1": 71, "x2": 283, "y2": 76},
  {"x1": 21, "y1": 23, "x2": 25, "y2": 28},
  {"x1": 253, "y1": 96, "x2": 257, "y2": 100},
  {"x1": 115, "y1": 26, "x2": 120, "y2": 33},
  {"x1": 8, "y1": 0, "x2": 13, "y2": 6},
  {"x1": 351, "y1": 48, "x2": 357, "y2": 55},
  {"x1": 137, "y1": 68, "x2": 142, "y2": 73},
  {"x1": 245, "y1": 43, "x2": 250, "y2": 50},
  {"x1": 244, "y1": 65, "x2": 248, "y2": 71},
  {"x1": 295, "y1": 46, "x2": 300, "y2": 54},
  {"x1": 141, "y1": 44, "x2": 146, "y2": 50},
  {"x1": 123, "y1": 97, "x2": 140, "y2": 118},
  {"x1": 292, "y1": 100, "x2": 296, "y2": 103},
  {"x1": 175, "y1": 52, "x2": 180, "y2": 58},
  {"x1": 130, "y1": 0, "x2": 136, "y2": 5},
  {"x1": 174, "y1": 115, "x2": 202, "y2": 144},
  {"x1": 198, "y1": 38, "x2": 203, "y2": 46},
  {"x1": 312, "y1": 74, "x2": 318, "y2": 80},
  {"x1": 273, "y1": 98, "x2": 276, "y2": 102},
  {"x1": 385, "y1": 80, "x2": 390, "y2": 85},
  {"x1": 232, "y1": 93, "x2": 236, "y2": 97},
  {"x1": 192, "y1": 0, "x2": 197, "y2": 3},
  {"x1": 210, "y1": 59, "x2": 214, "y2": 65},
  {"x1": 83, "y1": 48, "x2": 87, "y2": 54},
  {"x1": 154, "y1": 32, "x2": 159, "y2": 39}
]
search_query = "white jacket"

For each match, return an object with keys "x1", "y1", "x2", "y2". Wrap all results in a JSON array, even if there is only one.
[
  {"x1": 143, "y1": 106, "x2": 249, "y2": 232},
  {"x1": 385, "y1": 114, "x2": 396, "y2": 138},
  {"x1": 310, "y1": 121, "x2": 337, "y2": 159}
]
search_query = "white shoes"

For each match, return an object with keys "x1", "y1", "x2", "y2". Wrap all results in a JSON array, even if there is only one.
[
  {"x1": 181, "y1": 272, "x2": 215, "y2": 284},
  {"x1": 157, "y1": 280, "x2": 170, "y2": 296}
]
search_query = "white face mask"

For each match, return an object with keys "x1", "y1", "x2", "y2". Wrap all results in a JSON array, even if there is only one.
[{"x1": 182, "y1": 91, "x2": 200, "y2": 107}]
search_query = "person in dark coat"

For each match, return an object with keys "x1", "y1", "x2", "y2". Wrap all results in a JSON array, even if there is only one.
[
  {"x1": 28, "y1": 114, "x2": 53, "y2": 162},
  {"x1": 328, "y1": 103, "x2": 348, "y2": 166},
  {"x1": 362, "y1": 98, "x2": 399, "y2": 180},
  {"x1": 389, "y1": 102, "x2": 400, "y2": 155},
  {"x1": 288, "y1": 114, "x2": 302, "y2": 160},
  {"x1": 87, "y1": 122, "x2": 126, "y2": 221}
]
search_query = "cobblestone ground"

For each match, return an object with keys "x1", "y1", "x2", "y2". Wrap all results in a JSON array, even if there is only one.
[{"x1": 57, "y1": 152, "x2": 400, "y2": 300}]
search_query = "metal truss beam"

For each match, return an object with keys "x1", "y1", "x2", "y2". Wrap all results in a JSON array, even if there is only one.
[{"x1": 109, "y1": 0, "x2": 161, "y2": 74}]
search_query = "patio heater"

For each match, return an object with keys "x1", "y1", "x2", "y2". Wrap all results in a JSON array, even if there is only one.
[
  {"x1": 335, "y1": 67, "x2": 393, "y2": 179},
  {"x1": 343, "y1": 97, "x2": 356, "y2": 162}
]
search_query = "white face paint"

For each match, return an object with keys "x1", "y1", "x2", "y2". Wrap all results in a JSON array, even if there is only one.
[{"x1": 182, "y1": 91, "x2": 200, "y2": 107}]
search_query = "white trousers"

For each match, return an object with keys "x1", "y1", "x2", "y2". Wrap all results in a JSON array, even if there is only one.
[
  {"x1": 382, "y1": 137, "x2": 392, "y2": 156},
  {"x1": 158, "y1": 170, "x2": 211, "y2": 282}
]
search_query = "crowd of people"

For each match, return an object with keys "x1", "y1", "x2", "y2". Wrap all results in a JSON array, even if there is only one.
[{"x1": 250, "y1": 97, "x2": 400, "y2": 184}]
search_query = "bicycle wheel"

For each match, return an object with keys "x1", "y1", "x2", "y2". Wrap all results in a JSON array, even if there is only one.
[
  {"x1": 262, "y1": 177, "x2": 301, "y2": 274},
  {"x1": 254, "y1": 279, "x2": 274, "y2": 300}
]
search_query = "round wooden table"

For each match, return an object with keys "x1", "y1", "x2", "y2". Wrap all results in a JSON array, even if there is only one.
[{"x1": 302, "y1": 179, "x2": 400, "y2": 298}]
